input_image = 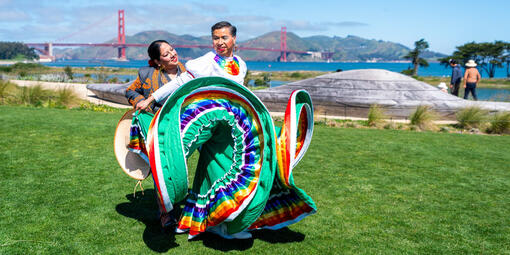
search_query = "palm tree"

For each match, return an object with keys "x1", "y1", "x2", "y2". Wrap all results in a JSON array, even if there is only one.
[{"x1": 404, "y1": 39, "x2": 429, "y2": 76}]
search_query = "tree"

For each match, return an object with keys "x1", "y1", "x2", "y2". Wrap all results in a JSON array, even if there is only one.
[
  {"x1": 477, "y1": 41, "x2": 505, "y2": 78},
  {"x1": 441, "y1": 41, "x2": 507, "y2": 78},
  {"x1": 403, "y1": 39, "x2": 429, "y2": 76},
  {"x1": 244, "y1": 70, "x2": 251, "y2": 86},
  {"x1": 0, "y1": 42, "x2": 38, "y2": 60}
]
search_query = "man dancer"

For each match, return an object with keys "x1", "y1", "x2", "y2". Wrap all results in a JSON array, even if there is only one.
[{"x1": 136, "y1": 21, "x2": 251, "y2": 239}]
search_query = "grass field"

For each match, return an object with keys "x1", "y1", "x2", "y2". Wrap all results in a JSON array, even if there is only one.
[{"x1": 1, "y1": 106, "x2": 509, "y2": 254}]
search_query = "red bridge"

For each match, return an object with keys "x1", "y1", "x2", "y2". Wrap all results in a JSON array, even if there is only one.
[{"x1": 26, "y1": 10, "x2": 333, "y2": 62}]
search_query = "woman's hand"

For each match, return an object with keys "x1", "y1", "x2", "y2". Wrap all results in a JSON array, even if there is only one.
[{"x1": 135, "y1": 95, "x2": 155, "y2": 111}]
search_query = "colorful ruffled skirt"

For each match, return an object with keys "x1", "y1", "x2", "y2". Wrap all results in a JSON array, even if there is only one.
[{"x1": 130, "y1": 77, "x2": 316, "y2": 238}]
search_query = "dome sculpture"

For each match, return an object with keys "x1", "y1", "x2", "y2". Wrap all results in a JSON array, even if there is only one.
[{"x1": 254, "y1": 69, "x2": 510, "y2": 119}]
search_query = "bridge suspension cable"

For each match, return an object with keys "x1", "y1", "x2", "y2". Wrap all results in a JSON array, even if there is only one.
[{"x1": 55, "y1": 14, "x2": 115, "y2": 42}]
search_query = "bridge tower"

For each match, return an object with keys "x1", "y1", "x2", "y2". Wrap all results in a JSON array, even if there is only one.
[
  {"x1": 44, "y1": 43, "x2": 53, "y2": 58},
  {"x1": 280, "y1": 26, "x2": 287, "y2": 62},
  {"x1": 117, "y1": 9, "x2": 126, "y2": 60}
]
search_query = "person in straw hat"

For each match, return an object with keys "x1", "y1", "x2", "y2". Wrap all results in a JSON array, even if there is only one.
[{"x1": 463, "y1": 60, "x2": 481, "y2": 100}]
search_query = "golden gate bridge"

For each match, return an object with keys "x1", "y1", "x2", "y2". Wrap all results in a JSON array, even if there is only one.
[{"x1": 25, "y1": 10, "x2": 333, "y2": 62}]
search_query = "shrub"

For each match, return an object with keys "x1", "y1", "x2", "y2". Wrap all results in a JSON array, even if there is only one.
[
  {"x1": 367, "y1": 104, "x2": 387, "y2": 127},
  {"x1": 64, "y1": 65, "x2": 73, "y2": 80},
  {"x1": 487, "y1": 112, "x2": 510, "y2": 134},
  {"x1": 456, "y1": 106, "x2": 488, "y2": 129},
  {"x1": 254, "y1": 79, "x2": 267, "y2": 86},
  {"x1": 263, "y1": 73, "x2": 271, "y2": 84},
  {"x1": 439, "y1": 126, "x2": 450, "y2": 133},
  {"x1": 345, "y1": 122, "x2": 359, "y2": 128},
  {"x1": 243, "y1": 70, "x2": 251, "y2": 86},
  {"x1": 290, "y1": 72, "x2": 302, "y2": 78},
  {"x1": 108, "y1": 77, "x2": 119, "y2": 83},
  {"x1": 409, "y1": 105, "x2": 437, "y2": 130},
  {"x1": 401, "y1": 69, "x2": 414, "y2": 76},
  {"x1": 383, "y1": 122, "x2": 401, "y2": 130},
  {"x1": 0, "y1": 80, "x2": 12, "y2": 103},
  {"x1": 17, "y1": 85, "x2": 48, "y2": 106},
  {"x1": 95, "y1": 67, "x2": 108, "y2": 83},
  {"x1": 56, "y1": 86, "x2": 77, "y2": 107},
  {"x1": 0, "y1": 65, "x2": 12, "y2": 72}
]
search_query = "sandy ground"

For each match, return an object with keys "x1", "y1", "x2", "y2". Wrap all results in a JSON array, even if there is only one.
[{"x1": 9, "y1": 80, "x2": 131, "y2": 108}]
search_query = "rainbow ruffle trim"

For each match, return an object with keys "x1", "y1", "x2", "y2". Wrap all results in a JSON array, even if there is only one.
[{"x1": 142, "y1": 77, "x2": 316, "y2": 238}]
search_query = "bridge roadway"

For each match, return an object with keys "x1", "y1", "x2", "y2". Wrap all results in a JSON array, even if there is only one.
[
  {"x1": 26, "y1": 42, "x2": 316, "y2": 54},
  {"x1": 25, "y1": 42, "x2": 334, "y2": 60}
]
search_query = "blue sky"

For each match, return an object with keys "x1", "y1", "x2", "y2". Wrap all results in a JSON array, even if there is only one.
[{"x1": 1, "y1": 0, "x2": 508, "y2": 54}]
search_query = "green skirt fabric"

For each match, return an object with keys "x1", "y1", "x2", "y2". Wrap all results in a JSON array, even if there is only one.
[{"x1": 135, "y1": 77, "x2": 316, "y2": 238}]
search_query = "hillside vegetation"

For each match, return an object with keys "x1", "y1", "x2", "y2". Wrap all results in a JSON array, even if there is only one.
[{"x1": 54, "y1": 30, "x2": 445, "y2": 62}]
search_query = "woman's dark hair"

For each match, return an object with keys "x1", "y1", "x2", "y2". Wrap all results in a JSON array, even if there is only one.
[
  {"x1": 148, "y1": 40, "x2": 170, "y2": 61},
  {"x1": 147, "y1": 40, "x2": 169, "y2": 67},
  {"x1": 211, "y1": 21, "x2": 236, "y2": 37}
]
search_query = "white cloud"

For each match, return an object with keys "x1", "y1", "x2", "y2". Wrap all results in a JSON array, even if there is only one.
[
  {"x1": 191, "y1": 2, "x2": 229, "y2": 13},
  {"x1": 0, "y1": 1, "x2": 369, "y2": 43},
  {"x1": 325, "y1": 21, "x2": 369, "y2": 27},
  {"x1": 0, "y1": 9, "x2": 30, "y2": 22},
  {"x1": 225, "y1": 15, "x2": 273, "y2": 23},
  {"x1": 283, "y1": 20, "x2": 327, "y2": 32}
]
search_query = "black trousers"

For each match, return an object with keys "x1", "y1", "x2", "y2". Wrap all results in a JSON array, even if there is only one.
[
  {"x1": 464, "y1": 82, "x2": 478, "y2": 100},
  {"x1": 451, "y1": 81, "x2": 461, "y2": 96}
]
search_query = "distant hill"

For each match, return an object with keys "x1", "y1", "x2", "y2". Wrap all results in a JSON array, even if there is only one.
[{"x1": 54, "y1": 30, "x2": 446, "y2": 62}]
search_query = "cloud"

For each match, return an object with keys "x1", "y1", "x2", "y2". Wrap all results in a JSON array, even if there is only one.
[
  {"x1": 281, "y1": 20, "x2": 328, "y2": 32},
  {"x1": 0, "y1": 9, "x2": 30, "y2": 22},
  {"x1": 30, "y1": 7, "x2": 68, "y2": 24},
  {"x1": 325, "y1": 21, "x2": 369, "y2": 27},
  {"x1": 125, "y1": 6, "x2": 220, "y2": 36},
  {"x1": 191, "y1": 2, "x2": 229, "y2": 13},
  {"x1": 225, "y1": 15, "x2": 273, "y2": 23},
  {"x1": 0, "y1": 1, "x2": 370, "y2": 43},
  {"x1": 0, "y1": 0, "x2": 13, "y2": 6}
]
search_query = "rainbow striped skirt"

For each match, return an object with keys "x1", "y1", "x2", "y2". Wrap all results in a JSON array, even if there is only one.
[{"x1": 132, "y1": 77, "x2": 316, "y2": 238}]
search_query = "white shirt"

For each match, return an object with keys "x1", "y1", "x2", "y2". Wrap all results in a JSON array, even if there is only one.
[{"x1": 152, "y1": 51, "x2": 247, "y2": 102}]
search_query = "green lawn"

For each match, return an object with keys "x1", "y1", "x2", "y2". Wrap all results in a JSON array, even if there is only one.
[{"x1": 1, "y1": 106, "x2": 509, "y2": 254}]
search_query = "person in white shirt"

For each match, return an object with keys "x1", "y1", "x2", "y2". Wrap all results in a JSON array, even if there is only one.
[{"x1": 135, "y1": 21, "x2": 247, "y2": 110}]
